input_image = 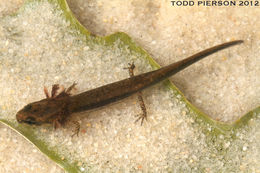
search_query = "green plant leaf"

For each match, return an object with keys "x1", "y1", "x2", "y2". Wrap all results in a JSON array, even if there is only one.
[{"x1": 0, "y1": 0, "x2": 259, "y2": 172}]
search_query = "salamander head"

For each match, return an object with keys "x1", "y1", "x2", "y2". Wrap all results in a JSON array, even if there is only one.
[{"x1": 16, "y1": 98, "x2": 65, "y2": 125}]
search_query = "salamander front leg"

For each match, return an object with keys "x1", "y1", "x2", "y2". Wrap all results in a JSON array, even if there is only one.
[
  {"x1": 124, "y1": 62, "x2": 148, "y2": 125},
  {"x1": 53, "y1": 119, "x2": 62, "y2": 129}
]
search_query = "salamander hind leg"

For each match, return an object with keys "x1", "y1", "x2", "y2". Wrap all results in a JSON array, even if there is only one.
[
  {"x1": 123, "y1": 62, "x2": 135, "y2": 77},
  {"x1": 124, "y1": 62, "x2": 148, "y2": 125},
  {"x1": 71, "y1": 121, "x2": 80, "y2": 137},
  {"x1": 134, "y1": 92, "x2": 147, "y2": 125}
]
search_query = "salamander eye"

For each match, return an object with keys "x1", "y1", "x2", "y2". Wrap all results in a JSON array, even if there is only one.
[{"x1": 24, "y1": 104, "x2": 32, "y2": 111}]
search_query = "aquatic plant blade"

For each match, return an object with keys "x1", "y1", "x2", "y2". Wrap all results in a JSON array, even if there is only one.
[
  {"x1": 0, "y1": 0, "x2": 259, "y2": 172},
  {"x1": 0, "y1": 119, "x2": 80, "y2": 172}
]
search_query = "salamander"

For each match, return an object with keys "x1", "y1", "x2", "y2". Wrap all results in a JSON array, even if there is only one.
[{"x1": 16, "y1": 40, "x2": 243, "y2": 128}]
